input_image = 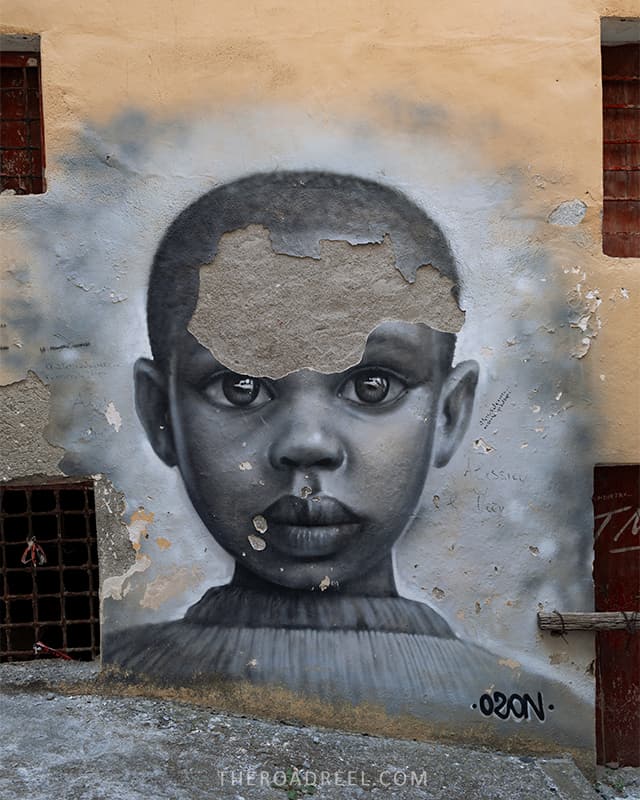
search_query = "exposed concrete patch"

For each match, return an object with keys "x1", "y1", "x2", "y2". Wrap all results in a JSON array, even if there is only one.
[
  {"x1": 93, "y1": 476, "x2": 151, "y2": 619},
  {"x1": 102, "y1": 553, "x2": 152, "y2": 602},
  {"x1": 548, "y1": 200, "x2": 587, "y2": 226},
  {"x1": 100, "y1": 505, "x2": 156, "y2": 603},
  {"x1": 189, "y1": 225, "x2": 463, "y2": 378},
  {"x1": 0, "y1": 371, "x2": 65, "y2": 480}
]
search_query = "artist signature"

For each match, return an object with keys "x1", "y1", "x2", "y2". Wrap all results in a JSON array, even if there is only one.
[{"x1": 472, "y1": 691, "x2": 553, "y2": 722}]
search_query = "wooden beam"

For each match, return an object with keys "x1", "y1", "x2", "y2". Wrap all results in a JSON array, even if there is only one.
[{"x1": 537, "y1": 611, "x2": 640, "y2": 632}]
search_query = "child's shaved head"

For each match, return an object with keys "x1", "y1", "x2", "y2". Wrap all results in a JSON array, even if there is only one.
[{"x1": 147, "y1": 171, "x2": 461, "y2": 369}]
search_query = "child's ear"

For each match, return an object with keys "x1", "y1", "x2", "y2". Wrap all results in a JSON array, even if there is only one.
[
  {"x1": 134, "y1": 358, "x2": 177, "y2": 467},
  {"x1": 433, "y1": 360, "x2": 479, "y2": 468}
]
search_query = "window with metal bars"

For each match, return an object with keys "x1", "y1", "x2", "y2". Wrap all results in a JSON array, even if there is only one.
[
  {"x1": 0, "y1": 34, "x2": 45, "y2": 195},
  {"x1": 601, "y1": 21, "x2": 640, "y2": 258},
  {"x1": 0, "y1": 480, "x2": 100, "y2": 662}
]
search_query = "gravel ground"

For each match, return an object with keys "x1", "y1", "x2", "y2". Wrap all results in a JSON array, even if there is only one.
[{"x1": 0, "y1": 660, "x2": 615, "y2": 800}]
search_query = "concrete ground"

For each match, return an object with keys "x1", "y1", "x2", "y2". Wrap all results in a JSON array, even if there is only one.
[{"x1": 0, "y1": 661, "x2": 632, "y2": 800}]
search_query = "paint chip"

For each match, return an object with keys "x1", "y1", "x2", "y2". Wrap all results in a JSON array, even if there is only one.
[
  {"x1": 473, "y1": 438, "x2": 495, "y2": 454},
  {"x1": 126, "y1": 508, "x2": 154, "y2": 551},
  {"x1": 498, "y1": 657, "x2": 521, "y2": 670},
  {"x1": 104, "y1": 402, "x2": 122, "y2": 432},
  {"x1": 300, "y1": 486, "x2": 312, "y2": 498},
  {"x1": 529, "y1": 546, "x2": 539, "y2": 556},
  {"x1": 239, "y1": 461, "x2": 252, "y2": 471},
  {"x1": 248, "y1": 534, "x2": 266, "y2": 551},
  {"x1": 432, "y1": 586, "x2": 445, "y2": 600},
  {"x1": 252, "y1": 515, "x2": 268, "y2": 533},
  {"x1": 319, "y1": 575, "x2": 331, "y2": 591}
]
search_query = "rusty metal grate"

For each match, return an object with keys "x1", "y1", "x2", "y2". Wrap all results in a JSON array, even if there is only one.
[{"x1": 0, "y1": 481, "x2": 100, "y2": 662}]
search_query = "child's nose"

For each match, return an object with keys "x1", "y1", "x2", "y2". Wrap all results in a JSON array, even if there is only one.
[{"x1": 268, "y1": 424, "x2": 346, "y2": 471}]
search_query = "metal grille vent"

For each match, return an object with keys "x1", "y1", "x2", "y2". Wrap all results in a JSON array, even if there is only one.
[{"x1": 0, "y1": 481, "x2": 100, "y2": 662}]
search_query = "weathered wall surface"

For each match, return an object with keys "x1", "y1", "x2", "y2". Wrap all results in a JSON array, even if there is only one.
[{"x1": 1, "y1": 0, "x2": 639, "y2": 762}]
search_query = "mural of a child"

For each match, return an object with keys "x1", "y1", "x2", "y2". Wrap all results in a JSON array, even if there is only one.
[{"x1": 105, "y1": 171, "x2": 589, "y2": 748}]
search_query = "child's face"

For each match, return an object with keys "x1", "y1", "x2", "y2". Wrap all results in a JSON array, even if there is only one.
[{"x1": 145, "y1": 320, "x2": 475, "y2": 591}]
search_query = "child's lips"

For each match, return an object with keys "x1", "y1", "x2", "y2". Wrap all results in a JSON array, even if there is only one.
[
  {"x1": 262, "y1": 495, "x2": 361, "y2": 558},
  {"x1": 263, "y1": 495, "x2": 359, "y2": 527}
]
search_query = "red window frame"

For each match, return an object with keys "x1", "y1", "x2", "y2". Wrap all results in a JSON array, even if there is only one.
[
  {"x1": 602, "y1": 43, "x2": 640, "y2": 258},
  {"x1": 0, "y1": 50, "x2": 46, "y2": 195}
]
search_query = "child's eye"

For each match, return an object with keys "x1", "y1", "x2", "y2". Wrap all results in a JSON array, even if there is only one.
[
  {"x1": 338, "y1": 370, "x2": 408, "y2": 407},
  {"x1": 200, "y1": 372, "x2": 273, "y2": 409}
]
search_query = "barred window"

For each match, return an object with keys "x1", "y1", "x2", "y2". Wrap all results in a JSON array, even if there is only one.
[
  {"x1": 601, "y1": 20, "x2": 640, "y2": 257},
  {"x1": 0, "y1": 34, "x2": 45, "y2": 196}
]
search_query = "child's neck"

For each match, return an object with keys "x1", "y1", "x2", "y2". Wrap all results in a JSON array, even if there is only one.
[{"x1": 231, "y1": 560, "x2": 398, "y2": 597}]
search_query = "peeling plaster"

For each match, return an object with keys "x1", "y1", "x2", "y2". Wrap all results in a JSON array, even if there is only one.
[
  {"x1": 547, "y1": 200, "x2": 587, "y2": 226},
  {"x1": 93, "y1": 475, "x2": 145, "y2": 613},
  {"x1": 473, "y1": 438, "x2": 495, "y2": 454},
  {"x1": 566, "y1": 272, "x2": 602, "y2": 359},
  {"x1": 126, "y1": 507, "x2": 154, "y2": 551},
  {"x1": 141, "y1": 566, "x2": 205, "y2": 610},
  {"x1": 498, "y1": 658, "x2": 521, "y2": 670},
  {"x1": 93, "y1": 476, "x2": 180, "y2": 626},
  {"x1": 155, "y1": 537, "x2": 172, "y2": 550},
  {"x1": 102, "y1": 553, "x2": 152, "y2": 601},
  {"x1": 104, "y1": 401, "x2": 123, "y2": 432},
  {"x1": 0, "y1": 371, "x2": 65, "y2": 480},
  {"x1": 189, "y1": 225, "x2": 463, "y2": 378}
]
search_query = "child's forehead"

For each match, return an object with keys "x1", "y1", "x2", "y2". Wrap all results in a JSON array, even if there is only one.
[
  {"x1": 177, "y1": 320, "x2": 445, "y2": 386},
  {"x1": 185, "y1": 224, "x2": 462, "y2": 379}
]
